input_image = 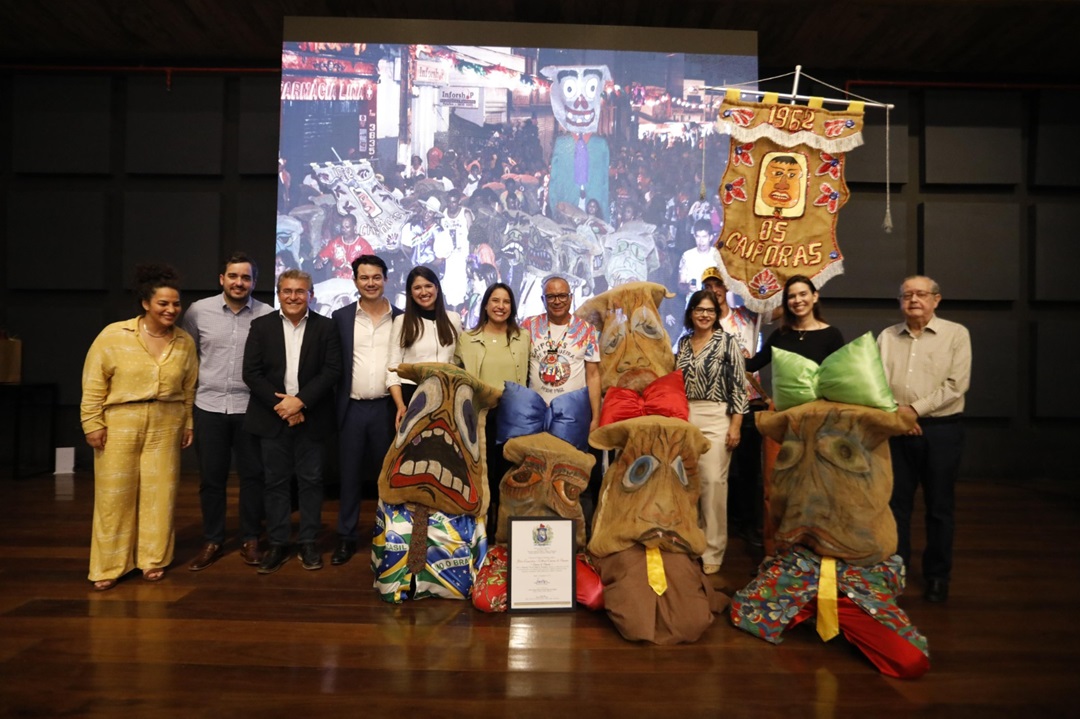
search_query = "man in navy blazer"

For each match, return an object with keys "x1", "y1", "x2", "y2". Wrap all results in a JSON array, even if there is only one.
[
  {"x1": 329, "y1": 255, "x2": 401, "y2": 566},
  {"x1": 243, "y1": 269, "x2": 341, "y2": 574}
]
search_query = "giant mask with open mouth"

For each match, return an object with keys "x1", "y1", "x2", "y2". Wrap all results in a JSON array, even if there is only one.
[
  {"x1": 378, "y1": 362, "x2": 502, "y2": 517},
  {"x1": 588, "y1": 416, "x2": 710, "y2": 558},
  {"x1": 541, "y1": 64, "x2": 612, "y2": 136}
]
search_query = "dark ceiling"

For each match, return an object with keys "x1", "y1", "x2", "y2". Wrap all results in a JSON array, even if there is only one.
[{"x1": 1, "y1": 1, "x2": 1076, "y2": 81}]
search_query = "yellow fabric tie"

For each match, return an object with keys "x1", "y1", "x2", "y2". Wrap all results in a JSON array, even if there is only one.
[
  {"x1": 817, "y1": 556, "x2": 840, "y2": 642},
  {"x1": 762, "y1": 92, "x2": 780, "y2": 105},
  {"x1": 645, "y1": 546, "x2": 668, "y2": 596},
  {"x1": 848, "y1": 101, "x2": 866, "y2": 114},
  {"x1": 725, "y1": 88, "x2": 742, "y2": 103},
  {"x1": 808, "y1": 96, "x2": 825, "y2": 109}
]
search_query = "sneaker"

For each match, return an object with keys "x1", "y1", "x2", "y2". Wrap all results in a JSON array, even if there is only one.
[
  {"x1": 298, "y1": 542, "x2": 323, "y2": 571},
  {"x1": 257, "y1": 544, "x2": 291, "y2": 575}
]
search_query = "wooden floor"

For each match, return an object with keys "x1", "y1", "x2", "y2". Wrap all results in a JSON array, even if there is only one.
[{"x1": 0, "y1": 473, "x2": 1075, "y2": 718}]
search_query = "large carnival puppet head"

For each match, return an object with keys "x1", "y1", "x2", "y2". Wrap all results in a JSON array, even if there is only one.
[
  {"x1": 756, "y1": 335, "x2": 915, "y2": 566},
  {"x1": 541, "y1": 65, "x2": 612, "y2": 136},
  {"x1": 576, "y1": 282, "x2": 675, "y2": 393},
  {"x1": 587, "y1": 416, "x2": 710, "y2": 558},
  {"x1": 378, "y1": 362, "x2": 502, "y2": 517},
  {"x1": 496, "y1": 433, "x2": 596, "y2": 548}
]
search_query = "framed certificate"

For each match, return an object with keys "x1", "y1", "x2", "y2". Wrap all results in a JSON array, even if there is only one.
[{"x1": 507, "y1": 516, "x2": 576, "y2": 612}]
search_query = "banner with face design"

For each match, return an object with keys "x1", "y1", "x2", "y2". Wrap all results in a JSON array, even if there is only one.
[{"x1": 714, "y1": 94, "x2": 864, "y2": 313}]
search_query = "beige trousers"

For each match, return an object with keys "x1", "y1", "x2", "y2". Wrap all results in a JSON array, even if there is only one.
[
  {"x1": 88, "y1": 401, "x2": 185, "y2": 581},
  {"x1": 688, "y1": 399, "x2": 733, "y2": 566}
]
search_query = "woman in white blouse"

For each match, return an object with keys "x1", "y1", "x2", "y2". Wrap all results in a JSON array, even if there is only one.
[{"x1": 388, "y1": 265, "x2": 461, "y2": 428}]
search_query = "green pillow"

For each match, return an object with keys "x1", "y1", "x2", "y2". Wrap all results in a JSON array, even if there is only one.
[{"x1": 772, "y1": 332, "x2": 897, "y2": 412}]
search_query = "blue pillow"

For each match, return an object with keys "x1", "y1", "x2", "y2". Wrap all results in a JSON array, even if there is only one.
[{"x1": 496, "y1": 382, "x2": 591, "y2": 450}]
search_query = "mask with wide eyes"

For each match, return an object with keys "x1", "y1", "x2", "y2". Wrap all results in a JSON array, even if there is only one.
[
  {"x1": 623, "y1": 455, "x2": 658, "y2": 490},
  {"x1": 454, "y1": 383, "x2": 481, "y2": 462},
  {"x1": 560, "y1": 75, "x2": 580, "y2": 103},
  {"x1": 817, "y1": 432, "x2": 871, "y2": 475},
  {"x1": 395, "y1": 376, "x2": 443, "y2": 448}
]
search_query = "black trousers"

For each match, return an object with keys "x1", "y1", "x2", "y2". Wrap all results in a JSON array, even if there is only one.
[{"x1": 889, "y1": 419, "x2": 964, "y2": 582}]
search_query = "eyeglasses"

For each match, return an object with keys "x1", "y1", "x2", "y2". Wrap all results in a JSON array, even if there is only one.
[
  {"x1": 899, "y1": 290, "x2": 937, "y2": 301},
  {"x1": 544, "y1": 293, "x2": 571, "y2": 303},
  {"x1": 692, "y1": 307, "x2": 717, "y2": 316}
]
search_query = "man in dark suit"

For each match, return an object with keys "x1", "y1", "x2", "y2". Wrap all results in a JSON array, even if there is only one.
[
  {"x1": 243, "y1": 269, "x2": 342, "y2": 574},
  {"x1": 329, "y1": 255, "x2": 401, "y2": 566}
]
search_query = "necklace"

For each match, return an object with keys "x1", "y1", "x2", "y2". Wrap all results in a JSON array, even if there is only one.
[{"x1": 142, "y1": 323, "x2": 171, "y2": 339}]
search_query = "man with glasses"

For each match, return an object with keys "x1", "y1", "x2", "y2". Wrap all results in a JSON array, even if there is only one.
[
  {"x1": 521, "y1": 275, "x2": 601, "y2": 432},
  {"x1": 878, "y1": 275, "x2": 971, "y2": 603},
  {"x1": 243, "y1": 270, "x2": 342, "y2": 574}
]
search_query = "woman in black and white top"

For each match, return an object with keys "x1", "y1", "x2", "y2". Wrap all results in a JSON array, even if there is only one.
[
  {"x1": 675, "y1": 289, "x2": 749, "y2": 576},
  {"x1": 387, "y1": 265, "x2": 461, "y2": 429}
]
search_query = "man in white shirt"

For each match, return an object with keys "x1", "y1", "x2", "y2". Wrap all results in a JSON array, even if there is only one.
[
  {"x1": 329, "y1": 255, "x2": 401, "y2": 565},
  {"x1": 184, "y1": 253, "x2": 273, "y2": 571}
]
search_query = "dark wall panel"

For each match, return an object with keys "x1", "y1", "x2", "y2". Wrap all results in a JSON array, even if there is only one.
[
  {"x1": 6, "y1": 303, "x2": 106, "y2": 406},
  {"x1": 823, "y1": 306, "x2": 897, "y2": 347},
  {"x1": 1033, "y1": 203, "x2": 1075, "y2": 301},
  {"x1": 1035, "y1": 320, "x2": 1080, "y2": 418},
  {"x1": 950, "y1": 311, "x2": 1016, "y2": 419},
  {"x1": 238, "y1": 76, "x2": 281, "y2": 175},
  {"x1": 1034, "y1": 91, "x2": 1080, "y2": 188},
  {"x1": 924, "y1": 90, "x2": 1022, "y2": 185},
  {"x1": 845, "y1": 87, "x2": 909, "y2": 185},
  {"x1": 126, "y1": 76, "x2": 224, "y2": 175},
  {"x1": 923, "y1": 202, "x2": 1019, "y2": 300},
  {"x1": 828, "y1": 197, "x2": 907, "y2": 299},
  {"x1": 122, "y1": 191, "x2": 222, "y2": 292},
  {"x1": 7, "y1": 191, "x2": 107, "y2": 289},
  {"x1": 13, "y1": 75, "x2": 112, "y2": 174},
  {"x1": 236, "y1": 179, "x2": 278, "y2": 286}
]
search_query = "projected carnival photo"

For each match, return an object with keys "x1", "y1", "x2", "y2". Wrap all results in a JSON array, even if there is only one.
[{"x1": 275, "y1": 20, "x2": 757, "y2": 322}]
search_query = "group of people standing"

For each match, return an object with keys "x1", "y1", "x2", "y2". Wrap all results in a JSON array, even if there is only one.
[
  {"x1": 80, "y1": 253, "x2": 600, "y2": 589},
  {"x1": 82, "y1": 253, "x2": 969, "y2": 606}
]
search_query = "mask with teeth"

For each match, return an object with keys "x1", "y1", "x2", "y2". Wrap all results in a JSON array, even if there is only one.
[{"x1": 379, "y1": 362, "x2": 502, "y2": 516}]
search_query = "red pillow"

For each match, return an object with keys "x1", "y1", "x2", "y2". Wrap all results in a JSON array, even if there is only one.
[{"x1": 599, "y1": 370, "x2": 689, "y2": 426}]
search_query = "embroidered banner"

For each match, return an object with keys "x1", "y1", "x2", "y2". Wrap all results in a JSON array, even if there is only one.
[{"x1": 714, "y1": 94, "x2": 864, "y2": 313}]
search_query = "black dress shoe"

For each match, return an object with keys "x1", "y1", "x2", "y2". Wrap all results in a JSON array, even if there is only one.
[
  {"x1": 330, "y1": 539, "x2": 357, "y2": 566},
  {"x1": 924, "y1": 578, "x2": 949, "y2": 603},
  {"x1": 298, "y1": 542, "x2": 323, "y2": 571},
  {"x1": 257, "y1": 544, "x2": 291, "y2": 575}
]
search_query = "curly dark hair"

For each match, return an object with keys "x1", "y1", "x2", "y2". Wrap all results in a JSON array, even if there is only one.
[{"x1": 134, "y1": 263, "x2": 181, "y2": 306}]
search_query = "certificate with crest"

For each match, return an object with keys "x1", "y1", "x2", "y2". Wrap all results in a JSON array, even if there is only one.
[{"x1": 508, "y1": 517, "x2": 576, "y2": 612}]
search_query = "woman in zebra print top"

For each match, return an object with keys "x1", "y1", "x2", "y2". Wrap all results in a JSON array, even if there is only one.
[{"x1": 674, "y1": 289, "x2": 749, "y2": 576}]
